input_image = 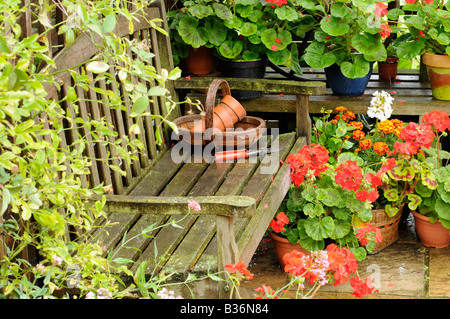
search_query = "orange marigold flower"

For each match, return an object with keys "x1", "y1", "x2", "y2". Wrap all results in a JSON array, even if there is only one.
[
  {"x1": 377, "y1": 120, "x2": 395, "y2": 134},
  {"x1": 347, "y1": 121, "x2": 363, "y2": 130},
  {"x1": 341, "y1": 111, "x2": 356, "y2": 121},
  {"x1": 391, "y1": 119, "x2": 403, "y2": 128},
  {"x1": 373, "y1": 141, "x2": 389, "y2": 155},
  {"x1": 335, "y1": 106, "x2": 348, "y2": 112},
  {"x1": 352, "y1": 130, "x2": 365, "y2": 140},
  {"x1": 359, "y1": 139, "x2": 373, "y2": 150}
]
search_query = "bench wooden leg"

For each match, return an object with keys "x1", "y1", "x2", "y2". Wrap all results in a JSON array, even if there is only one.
[
  {"x1": 296, "y1": 95, "x2": 312, "y2": 145},
  {"x1": 216, "y1": 215, "x2": 239, "y2": 299}
]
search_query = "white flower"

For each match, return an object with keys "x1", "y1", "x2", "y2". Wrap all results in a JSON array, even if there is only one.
[{"x1": 368, "y1": 90, "x2": 394, "y2": 121}]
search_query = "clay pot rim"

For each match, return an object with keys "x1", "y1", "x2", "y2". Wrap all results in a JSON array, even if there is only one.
[
  {"x1": 411, "y1": 210, "x2": 434, "y2": 222},
  {"x1": 379, "y1": 57, "x2": 399, "y2": 64},
  {"x1": 422, "y1": 52, "x2": 450, "y2": 69}
]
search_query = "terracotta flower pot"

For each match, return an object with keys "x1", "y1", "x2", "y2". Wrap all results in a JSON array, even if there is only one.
[
  {"x1": 378, "y1": 57, "x2": 399, "y2": 80},
  {"x1": 183, "y1": 46, "x2": 217, "y2": 75},
  {"x1": 268, "y1": 231, "x2": 309, "y2": 269},
  {"x1": 422, "y1": 52, "x2": 450, "y2": 101},
  {"x1": 411, "y1": 210, "x2": 450, "y2": 248},
  {"x1": 220, "y1": 95, "x2": 247, "y2": 122},
  {"x1": 191, "y1": 112, "x2": 232, "y2": 133},
  {"x1": 214, "y1": 106, "x2": 234, "y2": 131}
]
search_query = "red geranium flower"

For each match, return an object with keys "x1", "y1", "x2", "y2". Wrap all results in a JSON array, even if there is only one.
[
  {"x1": 379, "y1": 23, "x2": 392, "y2": 38},
  {"x1": 350, "y1": 276, "x2": 377, "y2": 298},
  {"x1": 422, "y1": 110, "x2": 450, "y2": 133},
  {"x1": 374, "y1": 2, "x2": 388, "y2": 17},
  {"x1": 334, "y1": 160, "x2": 362, "y2": 192},
  {"x1": 269, "y1": 211, "x2": 289, "y2": 233}
]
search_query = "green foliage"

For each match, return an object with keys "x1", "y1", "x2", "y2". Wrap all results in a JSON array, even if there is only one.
[
  {"x1": 0, "y1": 0, "x2": 199, "y2": 299},
  {"x1": 304, "y1": 0, "x2": 392, "y2": 78},
  {"x1": 168, "y1": 0, "x2": 319, "y2": 73}
]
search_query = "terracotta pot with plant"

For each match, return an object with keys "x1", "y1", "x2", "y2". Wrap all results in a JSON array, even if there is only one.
[
  {"x1": 395, "y1": 0, "x2": 450, "y2": 100},
  {"x1": 378, "y1": 43, "x2": 399, "y2": 80},
  {"x1": 384, "y1": 110, "x2": 450, "y2": 248}
]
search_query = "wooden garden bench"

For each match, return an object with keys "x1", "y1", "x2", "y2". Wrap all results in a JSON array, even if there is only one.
[{"x1": 42, "y1": 0, "x2": 325, "y2": 298}]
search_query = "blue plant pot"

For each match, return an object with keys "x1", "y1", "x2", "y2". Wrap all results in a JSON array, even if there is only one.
[{"x1": 324, "y1": 63, "x2": 373, "y2": 96}]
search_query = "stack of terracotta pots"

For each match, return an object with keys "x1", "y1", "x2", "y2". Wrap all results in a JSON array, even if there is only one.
[{"x1": 192, "y1": 95, "x2": 246, "y2": 132}]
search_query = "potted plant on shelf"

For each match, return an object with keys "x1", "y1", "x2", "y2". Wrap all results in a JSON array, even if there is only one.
[
  {"x1": 168, "y1": 0, "x2": 320, "y2": 99},
  {"x1": 303, "y1": 0, "x2": 394, "y2": 95},
  {"x1": 385, "y1": 110, "x2": 450, "y2": 248},
  {"x1": 394, "y1": 0, "x2": 450, "y2": 100},
  {"x1": 378, "y1": 43, "x2": 400, "y2": 80},
  {"x1": 268, "y1": 91, "x2": 405, "y2": 267}
]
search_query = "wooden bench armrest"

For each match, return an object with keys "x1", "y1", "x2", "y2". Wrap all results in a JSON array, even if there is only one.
[
  {"x1": 88, "y1": 194, "x2": 256, "y2": 218},
  {"x1": 174, "y1": 77, "x2": 326, "y2": 95}
]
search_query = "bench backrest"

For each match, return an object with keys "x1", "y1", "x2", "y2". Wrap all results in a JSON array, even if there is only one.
[{"x1": 41, "y1": 1, "x2": 179, "y2": 195}]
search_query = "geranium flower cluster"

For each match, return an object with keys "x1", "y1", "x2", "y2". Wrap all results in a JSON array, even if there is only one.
[
  {"x1": 285, "y1": 139, "x2": 395, "y2": 206},
  {"x1": 393, "y1": 110, "x2": 450, "y2": 157},
  {"x1": 285, "y1": 143, "x2": 329, "y2": 187},
  {"x1": 282, "y1": 244, "x2": 377, "y2": 298},
  {"x1": 356, "y1": 224, "x2": 383, "y2": 246},
  {"x1": 225, "y1": 260, "x2": 254, "y2": 282},
  {"x1": 394, "y1": 122, "x2": 435, "y2": 156}
]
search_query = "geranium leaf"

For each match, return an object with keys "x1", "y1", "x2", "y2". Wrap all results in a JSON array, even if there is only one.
[
  {"x1": 397, "y1": 38, "x2": 425, "y2": 59},
  {"x1": 304, "y1": 216, "x2": 334, "y2": 240},
  {"x1": 421, "y1": 170, "x2": 438, "y2": 190},
  {"x1": 178, "y1": 17, "x2": 209, "y2": 48},
  {"x1": 320, "y1": 15, "x2": 349, "y2": 36},
  {"x1": 384, "y1": 189, "x2": 399, "y2": 202},
  {"x1": 275, "y1": 5, "x2": 298, "y2": 21},
  {"x1": 436, "y1": 198, "x2": 450, "y2": 220},
  {"x1": 351, "y1": 33, "x2": 383, "y2": 54},
  {"x1": 330, "y1": 2, "x2": 350, "y2": 17},
  {"x1": 188, "y1": 4, "x2": 213, "y2": 18},
  {"x1": 209, "y1": 21, "x2": 227, "y2": 46},
  {"x1": 385, "y1": 204, "x2": 399, "y2": 217},
  {"x1": 340, "y1": 55, "x2": 370, "y2": 79},
  {"x1": 219, "y1": 40, "x2": 243, "y2": 59},
  {"x1": 212, "y1": 3, "x2": 233, "y2": 20},
  {"x1": 238, "y1": 22, "x2": 257, "y2": 37},
  {"x1": 330, "y1": 220, "x2": 351, "y2": 239},
  {"x1": 304, "y1": 41, "x2": 336, "y2": 69},
  {"x1": 267, "y1": 48, "x2": 291, "y2": 65},
  {"x1": 407, "y1": 193, "x2": 422, "y2": 210},
  {"x1": 415, "y1": 181, "x2": 434, "y2": 198}
]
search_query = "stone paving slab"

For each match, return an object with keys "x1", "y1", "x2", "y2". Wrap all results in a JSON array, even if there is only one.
[
  {"x1": 240, "y1": 214, "x2": 449, "y2": 299},
  {"x1": 428, "y1": 246, "x2": 450, "y2": 298}
]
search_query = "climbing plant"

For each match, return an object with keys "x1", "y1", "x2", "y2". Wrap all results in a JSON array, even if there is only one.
[{"x1": 0, "y1": 0, "x2": 197, "y2": 298}]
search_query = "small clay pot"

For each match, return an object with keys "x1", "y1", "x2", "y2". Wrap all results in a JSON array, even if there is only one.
[
  {"x1": 378, "y1": 57, "x2": 399, "y2": 80},
  {"x1": 268, "y1": 231, "x2": 309, "y2": 269},
  {"x1": 191, "y1": 113, "x2": 229, "y2": 132},
  {"x1": 214, "y1": 106, "x2": 234, "y2": 130},
  {"x1": 183, "y1": 46, "x2": 217, "y2": 75},
  {"x1": 221, "y1": 95, "x2": 246, "y2": 121}
]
